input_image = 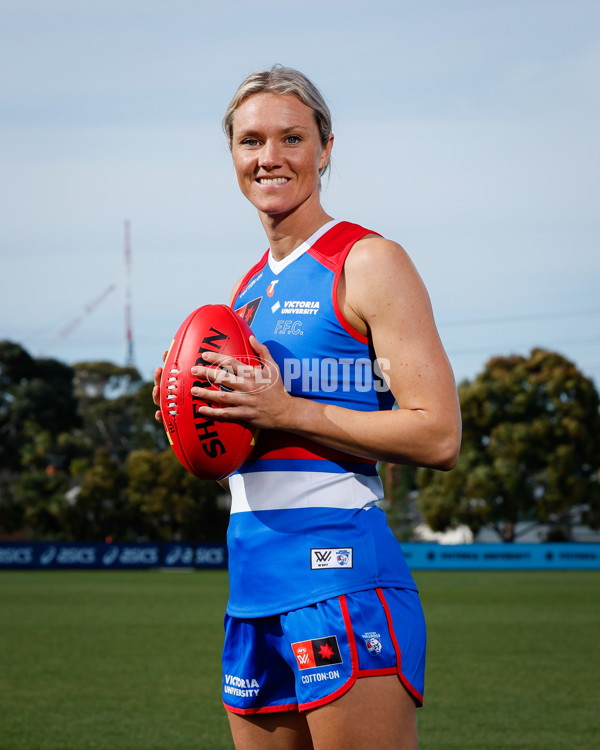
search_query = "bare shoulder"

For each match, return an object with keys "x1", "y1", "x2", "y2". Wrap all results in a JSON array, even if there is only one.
[
  {"x1": 349, "y1": 233, "x2": 410, "y2": 262},
  {"x1": 229, "y1": 276, "x2": 244, "y2": 306},
  {"x1": 343, "y1": 234, "x2": 432, "y2": 326}
]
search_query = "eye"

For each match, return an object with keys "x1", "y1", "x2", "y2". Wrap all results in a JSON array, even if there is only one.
[
  {"x1": 285, "y1": 135, "x2": 302, "y2": 145},
  {"x1": 241, "y1": 137, "x2": 260, "y2": 147}
]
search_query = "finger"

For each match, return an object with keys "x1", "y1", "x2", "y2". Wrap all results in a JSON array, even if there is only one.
[
  {"x1": 191, "y1": 362, "x2": 253, "y2": 390},
  {"x1": 190, "y1": 384, "x2": 235, "y2": 402},
  {"x1": 247, "y1": 336, "x2": 282, "y2": 387},
  {"x1": 248, "y1": 335, "x2": 271, "y2": 360},
  {"x1": 195, "y1": 351, "x2": 254, "y2": 379},
  {"x1": 194, "y1": 402, "x2": 248, "y2": 422}
]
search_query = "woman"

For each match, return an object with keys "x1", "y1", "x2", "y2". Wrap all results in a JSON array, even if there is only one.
[{"x1": 155, "y1": 65, "x2": 461, "y2": 749}]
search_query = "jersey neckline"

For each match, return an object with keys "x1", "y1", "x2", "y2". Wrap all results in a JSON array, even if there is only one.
[{"x1": 267, "y1": 219, "x2": 341, "y2": 276}]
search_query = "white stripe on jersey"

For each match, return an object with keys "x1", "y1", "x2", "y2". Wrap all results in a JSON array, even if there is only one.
[{"x1": 229, "y1": 470, "x2": 383, "y2": 515}]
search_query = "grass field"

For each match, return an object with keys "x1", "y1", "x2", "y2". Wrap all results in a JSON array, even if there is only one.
[{"x1": 0, "y1": 571, "x2": 598, "y2": 749}]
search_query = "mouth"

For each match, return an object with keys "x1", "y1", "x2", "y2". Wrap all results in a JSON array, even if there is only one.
[{"x1": 256, "y1": 177, "x2": 290, "y2": 185}]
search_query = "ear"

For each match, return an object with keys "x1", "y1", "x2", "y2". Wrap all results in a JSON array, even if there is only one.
[{"x1": 319, "y1": 133, "x2": 334, "y2": 171}]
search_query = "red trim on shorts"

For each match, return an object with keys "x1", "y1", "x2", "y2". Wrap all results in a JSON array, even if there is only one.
[
  {"x1": 297, "y1": 594, "x2": 358, "y2": 712},
  {"x1": 356, "y1": 667, "x2": 398, "y2": 677},
  {"x1": 223, "y1": 700, "x2": 298, "y2": 716},
  {"x1": 376, "y1": 588, "x2": 424, "y2": 707}
]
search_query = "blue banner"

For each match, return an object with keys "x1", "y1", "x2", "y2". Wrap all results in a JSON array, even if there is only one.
[
  {"x1": 1, "y1": 542, "x2": 598, "y2": 571},
  {"x1": 162, "y1": 543, "x2": 228, "y2": 570},
  {"x1": 0, "y1": 542, "x2": 227, "y2": 570},
  {"x1": 399, "y1": 542, "x2": 600, "y2": 570}
]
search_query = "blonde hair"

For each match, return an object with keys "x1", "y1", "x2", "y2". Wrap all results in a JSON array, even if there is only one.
[{"x1": 222, "y1": 65, "x2": 332, "y2": 177}]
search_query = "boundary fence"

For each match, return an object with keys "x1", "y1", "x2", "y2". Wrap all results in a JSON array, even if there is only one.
[{"x1": 1, "y1": 541, "x2": 599, "y2": 571}]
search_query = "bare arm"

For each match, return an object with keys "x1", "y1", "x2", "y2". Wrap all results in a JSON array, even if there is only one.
[{"x1": 283, "y1": 237, "x2": 461, "y2": 468}]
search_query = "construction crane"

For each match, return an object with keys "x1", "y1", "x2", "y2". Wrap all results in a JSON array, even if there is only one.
[{"x1": 40, "y1": 284, "x2": 117, "y2": 356}]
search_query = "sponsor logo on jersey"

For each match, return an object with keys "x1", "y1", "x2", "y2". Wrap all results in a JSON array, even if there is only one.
[
  {"x1": 281, "y1": 300, "x2": 320, "y2": 315},
  {"x1": 235, "y1": 297, "x2": 261, "y2": 326},
  {"x1": 292, "y1": 636, "x2": 343, "y2": 670},
  {"x1": 223, "y1": 674, "x2": 261, "y2": 698},
  {"x1": 236, "y1": 272, "x2": 263, "y2": 301},
  {"x1": 271, "y1": 300, "x2": 280, "y2": 313},
  {"x1": 266, "y1": 280, "x2": 279, "y2": 297},
  {"x1": 301, "y1": 670, "x2": 341, "y2": 684},
  {"x1": 362, "y1": 632, "x2": 383, "y2": 655},
  {"x1": 310, "y1": 547, "x2": 353, "y2": 570},
  {"x1": 274, "y1": 319, "x2": 303, "y2": 335}
]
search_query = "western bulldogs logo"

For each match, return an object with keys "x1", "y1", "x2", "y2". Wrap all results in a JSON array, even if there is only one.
[
  {"x1": 336, "y1": 549, "x2": 351, "y2": 566},
  {"x1": 362, "y1": 632, "x2": 383, "y2": 655}
]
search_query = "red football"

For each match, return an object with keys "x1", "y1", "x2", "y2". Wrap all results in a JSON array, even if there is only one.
[{"x1": 160, "y1": 304, "x2": 259, "y2": 480}]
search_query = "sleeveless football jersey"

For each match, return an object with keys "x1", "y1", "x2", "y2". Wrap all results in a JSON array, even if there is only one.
[{"x1": 228, "y1": 220, "x2": 417, "y2": 617}]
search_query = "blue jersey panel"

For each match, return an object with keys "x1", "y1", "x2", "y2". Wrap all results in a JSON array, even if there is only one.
[
  {"x1": 228, "y1": 220, "x2": 416, "y2": 617},
  {"x1": 226, "y1": 505, "x2": 417, "y2": 617}
]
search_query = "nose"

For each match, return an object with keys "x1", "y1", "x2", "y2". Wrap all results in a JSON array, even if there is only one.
[{"x1": 258, "y1": 139, "x2": 282, "y2": 170}]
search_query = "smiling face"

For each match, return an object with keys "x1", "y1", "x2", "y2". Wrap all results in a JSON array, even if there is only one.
[{"x1": 230, "y1": 92, "x2": 333, "y2": 220}]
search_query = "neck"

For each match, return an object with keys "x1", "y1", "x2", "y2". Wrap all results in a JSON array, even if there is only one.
[{"x1": 259, "y1": 203, "x2": 334, "y2": 261}]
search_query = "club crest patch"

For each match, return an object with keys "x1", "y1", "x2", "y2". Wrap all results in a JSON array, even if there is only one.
[
  {"x1": 310, "y1": 547, "x2": 353, "y2": 570},
  {"x1": 362, "y1": 631, "x2": 383, "y2": 655}
]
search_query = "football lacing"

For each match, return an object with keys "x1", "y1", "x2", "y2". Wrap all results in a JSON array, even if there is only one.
[{"x1": 167, "y1": 369, "x2": 179, "y2": 415}]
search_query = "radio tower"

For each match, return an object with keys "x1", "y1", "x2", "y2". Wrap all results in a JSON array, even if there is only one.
[{"x1": 124, "y1": 220, "x2": 135, "y2": 368}]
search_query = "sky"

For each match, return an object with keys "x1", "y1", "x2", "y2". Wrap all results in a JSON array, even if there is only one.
[{"x1": 1, "y1": 0, "x2": 599, "y2": 389}]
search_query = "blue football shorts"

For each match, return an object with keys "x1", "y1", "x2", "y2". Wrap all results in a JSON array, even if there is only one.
[{"x1": 222, "y1": 587, "x2": 426, "y2": 714}]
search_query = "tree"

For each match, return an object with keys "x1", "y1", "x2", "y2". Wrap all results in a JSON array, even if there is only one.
[
  {"x1": 379, "y1": 462, "x2": 418, "y2": 541},
  {"x1": 62, "y1": 448, "x2": 133, "y2": 541},
  {"x1": 0, "y1": 342, "x2": 82, "y2": 537},
  {"x1": 73, "y1": 361, "x2": 166, "y2": 463},
  {"x1": 125, "y1": 449, "x2": 228, "y2": 542},
  {"x1": 14, "y1": 468, "x2": 71, "y2": 538},
  {"x1": 0, "y1": 342, "x2": 228, "y2": 542},
  {"x1": 417, "y1": 349, "x2": 600, "y2": 541},
  {"x1": 0, "y1": 341, "x2": 80, "y2": 472}
]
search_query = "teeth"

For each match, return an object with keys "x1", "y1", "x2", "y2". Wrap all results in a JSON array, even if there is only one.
[{"x1": 259, "y1": 177, "x2": 288, "y2": 184}]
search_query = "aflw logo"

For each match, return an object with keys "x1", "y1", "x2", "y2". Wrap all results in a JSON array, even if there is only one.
[
  {"x1": 296, "y1": 647, "x2": 312, "y2": 666},
  {"x1": 311, "y1": 548, "x2": 353, "y2": 570},
  {"x1": 292, "y1": 636, "x2": 343, "y2": 670}
]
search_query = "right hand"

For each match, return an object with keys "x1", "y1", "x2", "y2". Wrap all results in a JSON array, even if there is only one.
[{"x1": 152, "y1": 352, "x2": 168, "y2": 423}]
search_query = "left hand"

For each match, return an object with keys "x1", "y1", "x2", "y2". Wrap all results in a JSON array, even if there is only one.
[{"x1": 190, "y1": 336, "x2": 295, "y2": 430}]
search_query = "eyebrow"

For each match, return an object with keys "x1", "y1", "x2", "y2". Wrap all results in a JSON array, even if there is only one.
[{"x1": 235, "y1": 124, "x2": 313, "y2": 138}]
